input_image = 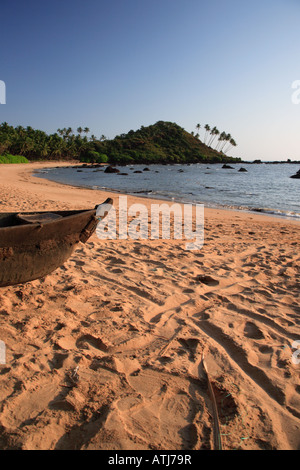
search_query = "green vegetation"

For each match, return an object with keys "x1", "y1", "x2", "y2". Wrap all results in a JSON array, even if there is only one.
[
  {"x1": 95, "y1": 121, "x2": 241, "y2": 164},
  {"x1": 0, "y1": 120, "x2": 241, "y2": 164},
  {"x1": 0, "y1": 122, "x2": 95, "y2": 162},
  {"x1": 0, "y1": 154, "x2": 29, "y2": 164}
]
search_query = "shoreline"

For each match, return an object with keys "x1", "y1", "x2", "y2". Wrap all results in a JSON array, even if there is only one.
[
  {"x1": 32, "y1": 162, "x2": 300, "y2": 223},
  {"x1": 0, "y1": 162, "x2": 299, "y2": 450},
  {"x1": 2, "y1": 161, "x2": 299, "y2": 227}
]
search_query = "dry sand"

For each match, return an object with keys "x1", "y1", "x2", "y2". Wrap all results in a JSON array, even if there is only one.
[{"x1": 0, "y1": 162, "x2": 299, "y2": 450}]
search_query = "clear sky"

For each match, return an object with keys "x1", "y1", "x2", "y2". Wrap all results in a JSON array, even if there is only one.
[{"x1": 0, "y1": 0, "x2": 299, "y2": 161}]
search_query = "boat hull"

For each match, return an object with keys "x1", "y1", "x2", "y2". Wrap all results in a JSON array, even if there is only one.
[{"x1": 0, "y1": 199, "x2": 112, "y2": 287}]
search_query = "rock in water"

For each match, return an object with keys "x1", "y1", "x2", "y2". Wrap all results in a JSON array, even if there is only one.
[
  {"x1": 104, "y1": 166, "x2": 120, "y2": 173},
  {"x1": 290, "y1": 169, "x2": 300, "y2": 179},
  {"x1": 222, "y1": 164, "x2": 234, "y2": 169}
]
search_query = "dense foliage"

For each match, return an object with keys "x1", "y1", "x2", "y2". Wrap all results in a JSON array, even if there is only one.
[
  {"x1": 0, "y1": 121, "x2": 241, "y2": 164},
  {"x1": 0, "y1": 154, "x2": 29, "y2": 164},
  {"x1": 93, "y1": 121, "x2": 241, "y2": 164}
]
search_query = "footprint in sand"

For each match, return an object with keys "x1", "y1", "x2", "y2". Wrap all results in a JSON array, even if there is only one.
[
  {"x1": 244, "y1": 322, "x2": 265, "y2": 340},
  {"x1": 49, "y1": 352, "x2": 69, "y2": 370},
  {"x1": 211, "y1": 382, "x2": 239, "y2": 425},
  {"x1": 76, "y1": 334, "x2": 109, "y2": 352},
  {"x1": 158, "y1": 356, "x2": 173, "y2": 364},
  {"x1": 178, "y1": 338, "x2": 201, "y2": 360},
  {"x1": 258, "y1": 345, "x2": 273, "y2": 354},
  {"x1": 74, "y1": 260, "x2": 85, "y2": 267},
  {"x1": 195, "y1": 275, "x2": 219, "y2": 286}
]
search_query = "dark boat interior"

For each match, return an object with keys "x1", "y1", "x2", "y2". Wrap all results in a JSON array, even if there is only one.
[{"x1": 0, "y1": 210, "x2": 91, "y2": 228}]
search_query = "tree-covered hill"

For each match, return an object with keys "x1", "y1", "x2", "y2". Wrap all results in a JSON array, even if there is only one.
[
  {"x1": 94, "y1": 121, "x2": 241, "y2": 164},
  {"x1": 0, "y1": 121, "x2": 241, "y2": 164}
]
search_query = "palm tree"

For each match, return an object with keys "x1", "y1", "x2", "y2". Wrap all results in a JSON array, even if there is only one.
[
  {"x1": 196, "y1": 123, "x2": 201, "y2": 139},
  {"x1": 211, "y1": 128, "x2": 220, "y2": 148},
  {"x1": 215, "y1": 132, "x2": 226, "y2": 151},
  {"x1": 208, "y1": 127, "x2": 218, "y2": 147},
  {"x1": 83, "y1": 127, "x2": 90, "y2": 137},
  {"x1": 223, "y1": 138, "x2": 237, "y2": 154},
  {"x1": 77, "y1": 127, "x2": 83, "y2": 136},
  {"x1": 220, "y1": 133, "x2": 231, "y2": 152},
  {"x1": 203, "y1": 124, "x2": 210, "y2": 144}
]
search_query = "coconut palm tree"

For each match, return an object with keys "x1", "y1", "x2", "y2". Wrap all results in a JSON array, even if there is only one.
[
  {"x1": 220, "y1": 133, "x2": 231, "y2": 152},
  {"x1": 223, "y1": 138, "x2": 237, "y2": 154},
  {"x1": 83, "y1": 127, "x2": 90, "y2": 138},
  {"x1": 208, "y1": 127, "x2": 219, "y2": 147},
  {"x1": 203, "y1": 124, "x2": 210, "y2": 144},
  {"x1": 211, "y1": 128, "x2": 220, "y2": 148},
  {"x1": 208, "y1": 126, "x2": 217, "y2": 146},
  {"x1": 196, "y1": 123, "x2": 201, "y2": 139},
  {"x1": 215, "y1": 132, "x2": 226, "y2": 151}
]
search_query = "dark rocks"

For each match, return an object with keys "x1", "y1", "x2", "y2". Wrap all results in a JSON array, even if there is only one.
[
  {"x1": 143, "y1": 167, "x2": 150, "y2": 171},
  {"x1": 133, "y1": 170, "x2": 143, "y2": 173},
  {"x1": 104, "y1": 166, "x2": 120, "y2": 173},
  {"x1": 290, "y1": 169, "x2": 300, "y2": 179},
  {"x1": 238, "y1": 167, "x2": 248, "y2": 172},
  {"x1": 222, "y1": 164, "x2": 234, "y2": 169}
]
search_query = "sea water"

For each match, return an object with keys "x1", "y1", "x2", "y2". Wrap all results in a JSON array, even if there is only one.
[{"x1": 35, "y1": 163, "x2": 300, "y2": 220}]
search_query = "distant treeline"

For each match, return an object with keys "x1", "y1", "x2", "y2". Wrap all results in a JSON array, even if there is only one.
[{"x1": 0, "y1": 121, "x2": 242, "y2": 164}]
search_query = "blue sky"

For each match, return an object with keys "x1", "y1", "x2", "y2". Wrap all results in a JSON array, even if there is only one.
[{"x1": 0, "y1": 0, "x2": 299, "y2": 161}]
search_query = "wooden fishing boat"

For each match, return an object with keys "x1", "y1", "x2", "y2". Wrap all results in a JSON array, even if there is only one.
[{"x1": 0, "y1": 198, "x2": 113, "y2": 287}]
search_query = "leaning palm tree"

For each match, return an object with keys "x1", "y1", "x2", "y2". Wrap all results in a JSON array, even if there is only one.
[
  {"x1": 207, "y1": 126, "x2": 217, "y2": 146},
  {"x1": 223, "y1": 138, "x2": 237, "y2": 154},
  {"x1": 211, "y1": 128, "x2": 220, "y2": 148},
  {"x1": 215, "y1": 132, "x2": 226, "y2": 151},
  {"x1": 204, "y1": 124, "x2": 210, "y2": 144},
  {"x1": 220, "y1": 133, "x2": 231, "y2": 152},
  {"x1": 208, "y1": 127, "x2": 219, "y2": 147}
]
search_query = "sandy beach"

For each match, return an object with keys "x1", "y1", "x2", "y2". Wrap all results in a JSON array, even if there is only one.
[{"x1": 0, "y1": 162, "x2": 299, "y2": 450}]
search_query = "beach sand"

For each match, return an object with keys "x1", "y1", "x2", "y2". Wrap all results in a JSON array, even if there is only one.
[{"x1": 0, "y1": 162, "x2": 299, "y2": 450}]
